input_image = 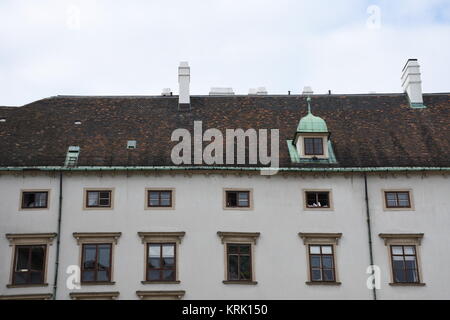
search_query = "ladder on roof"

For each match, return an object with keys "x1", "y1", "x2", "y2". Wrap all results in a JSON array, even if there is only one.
[{"x1": 64, "y1": 146, "x2": 80, "y2": 167}]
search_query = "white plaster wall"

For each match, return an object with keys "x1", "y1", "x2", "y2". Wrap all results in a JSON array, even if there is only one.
[{"x1": 0, "y1": 172, "x2": 449, "y2": 300}]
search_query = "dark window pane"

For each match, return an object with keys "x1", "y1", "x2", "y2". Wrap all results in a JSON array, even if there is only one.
[
  {"x1": 317, "y1": 193, "x2": 329, "y2": 207},
  {"x1": 82, "y1": 270, "x2": 95, "y2": 281},
  {"x1": 322, "y1": 256, "x2": 334, "y2": 268},
  {"x1": 163, "y1": 270, "x2": 175, "y2": 281},
  {"x1": 148, "y1": 258, "x2": 160, "y2": 269},
  {"x1": 323, "y1": 269, "x2": 335, "y2": 281},
  {"x1": 99, "y1": 192, "x2": 110, "y2": 199},
  {"x1": 98, "y1": 245, "x2": 111, "y2": 268},
  {"x1": 238, "y1": 245, "x2": 250, "y2": 254},
  {"x1": 83, "y1": 246, "x2": 96, "y2": 270},
  {"x1": 226, "y1": 192, "x2": 238, "y2": 207},
  {"x1": 306, "y1": 193, "x2": 317, "y2": 207},
  {"x1": 99, "y1": 198, "x2": 110, "y2": 206},
  {"x1": 311, "y1": 269, "x2": 322, "y2": 281},
  {"x1": 14, "y1": 273, "x2": 28, "y2": 284},
  {"x1": 30, "y1": 247, "x2": 45, "y2": 271},
  {"x1": 304, "y1": 138, "x2": 314, "y2": 155},
  {"x1": 30, "y1": 271, "x2": 43, "y2": 284},
  {"x1": 310, "y1": 255, "x2": 321, "y2": 268},
  {"x1": 148, "y1": 270, "x2": 161, "y2": 281},
  {"x1": 228, "y1": 255, "x2": 239, "y2": 280},
  {"x1": 22, "y1": 192, "x2": 48, "y2": 208},
  {"x1": 163, "y1": 258, "x2": 175, "y2": 267},
  {"x1": 97, "y1": 270, "x2": 109, "y2": 281},
  {"x1": 405, "y1": 269, "x2": 419, "y2": 283},
  {"x1": 239, "y1": 255, "x2": 251, "y2": 280},
  {"x1": 314, "y1": 138, "x2": 323, "y2": 154},
  {"x1": 228, "y1": 244, "x2": 239, "y2": 254},
  {"x1": 16, "y1": 247, "x2": 30, "y2": 271},
  {"x1": 306, "y1": 192, "x2": 329, "y2": 208}
]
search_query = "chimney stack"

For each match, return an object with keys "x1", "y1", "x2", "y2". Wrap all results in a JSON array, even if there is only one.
[
  {"x1": 302, "y1": 86, "x2": 314, "y2": 95},
  {"x1": 178, "y1": 61, "x2": 190, "y2": 110},
  {"x1": 401, "y1": 59, "x2": 424, "y2": 107}
]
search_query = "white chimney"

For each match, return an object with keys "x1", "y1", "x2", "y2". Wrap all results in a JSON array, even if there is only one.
[
  {"x1": 248, "y1": 88, "x2": 258, "y2": 95},
  {"x1": 178, "y1": 61, "x2": 190, "y2": 108},
  {"x1": 302, "y1": 86, "x2": 314, "y2": 95},
  {"x1": 401, "y1": 59, "x2": 423, "y2": 105}
]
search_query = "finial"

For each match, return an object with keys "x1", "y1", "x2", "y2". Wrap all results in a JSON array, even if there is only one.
[{"x1": 306, "y1": 97, "x2": 312, "y2": 114}]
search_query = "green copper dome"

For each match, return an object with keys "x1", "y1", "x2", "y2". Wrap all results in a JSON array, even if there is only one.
[{"x1": 296, "y1": 97, "x2": 328, "y2": 133}]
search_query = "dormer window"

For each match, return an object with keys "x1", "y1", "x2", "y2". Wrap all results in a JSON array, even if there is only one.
[
  {"x1": 288, "y1": 97, "x2": 336, "y2": 163},
  {"x1": 304, "y1": 137, "x2": 324, "y2": 155}
]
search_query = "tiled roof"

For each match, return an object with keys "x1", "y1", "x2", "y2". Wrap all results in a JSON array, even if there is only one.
[{"x1": 0, "y1": 93, "x2": 449, "y2": 168}]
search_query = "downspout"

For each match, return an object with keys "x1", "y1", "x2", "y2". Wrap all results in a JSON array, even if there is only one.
[
  {"x1": 364, "y1": 173, "x2": 377, "y2": 300},
  {"x1": 53, "y1": 171, "x2": 63, "y2": 300}
]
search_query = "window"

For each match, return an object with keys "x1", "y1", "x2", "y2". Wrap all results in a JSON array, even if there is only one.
[
  {"x1": 217, "y1": 231, "x2": 259, "y2": 284},
  {"x1": 12, "y1": 245, "x2": 46, "y2": 285},
  {"x1": 148, "y1": 190, "x2": 172, "y2": 208},
  {"x1": 308, "y1": 245, "x2": 335, "y2": 282},
  {"x1": 379, "y1": 233, "x2": 425, "y2": 286},
  {"x1": 305, "y1": 191, "x2": 330, "y2": 209},
  {"x1": 86, "y1": 190, "x2": 112, "y2": 208},
  {"x1": 21, "y1": 191, "x2": 48, "y2": 209},
  {"x1": 73, "y1": 232, "x2": 121, "y2": 285},
  {"x1": 299, "y1": 232, "x2": 342, "y2": 285},
  {"x1": 146, "y1": 243, "x2": 176, "y2": 281},
  {"x1": 6, "y1": 233, "x2": 56, "y2": 288},
  {"x1": 227, "y1": 244, "x2": 252, "y2": 281},
  {"x1": 304, "y1": 137, "x2": 323, "y2": 155},
  {"x1": 385, "y1": 191, "x2": 411, "y2": 208},
  {"x1": 224, "y1": 190, "x2": 252, "y2": 209},
  {"x1": 81, "y1": 244, "x2": 112, "y2": 283},
  {"x1": 391, "y1": 245, "x2": 420, "y2": 284},
  {"x1": 138, "y1": 232, "x2": 185, "y2": 284}
]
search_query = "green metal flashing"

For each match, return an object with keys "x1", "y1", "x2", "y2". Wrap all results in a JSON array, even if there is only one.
[
  {"x1": 286, "y1": 140, "x2": 337, "y2": 164},
  {"x1": 0, "y1": 166, "x2": 449, "y2": 173},
  {"x1": 410, "y1": 102, "x2": 427, "y2": 109},
  {"x1": 296, "y1": 97, "x2": 329, "y2": 133}
]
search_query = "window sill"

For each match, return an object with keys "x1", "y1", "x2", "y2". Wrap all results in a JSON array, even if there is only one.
[
  {"x1": 141, "y1": 281, "x2": 180, "y2": 284},
  {"x1": 80, "y1": 281, "x2": 116, "y2": 286},
  {"x1": 305, "y1": 281, "x2": 341, "y2": 286},
  {"x1": 7, "y1": 283, "x2": 48, "y2": 288},
  {"x1": 389, "y1": 282, "x2": 426, "y2": 287},
  {"x1": 223, "y1": 280, "x2": 258, "y2": 285}
]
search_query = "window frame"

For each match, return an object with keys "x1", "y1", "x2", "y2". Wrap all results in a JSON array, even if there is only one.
[
  {"x1": 6, "y1": 233, "x2": 56, "y2": 288},
  {"x1": 226, "y1": 243, "x2": 253, "y2": 282},
  {"x1": 73, "y1": 232, "x2": 121, "y2": 285},
  {"x1": 145, "y1": 242, "x2": 177, "y2": 282},
  {"x1": 223, "y1": 188, "x2": 254, "y2": 211},
  {"x1": 379, "y1": 233, "x2": 425, "y2": 286},
  {"x1": 12, "y1": 244, "x2": 47, "y2": 286},
  {"x1": 304, "y1": 137, "x2": 324, "y2": 156},
  {"x1": 299, "y1": 233, "x2": 342, "y2": 285},
  {"x1": 308, "y1": 244, "x2": 336, "y2": 283},
  {"x1": 83, "y1": 188, "x2": 114, "y2": 210},
  {"x1": 145, "y1": 188, "x2": 175, "y2": 210},
  {"x1": 390, "y1": 245, "x2": 420, "y2": 284},
  {"x1": 217, "y1": 231, "x2": 260, "y2": 285},
  {"x1": 19, "y1": 189, "x2": 50, "y2": 210},
  {"x1": 303, "y1": 189, "x2": 334, "y2": 211},
  {"x1": 138, "y1": 232, "x2": 185, "y2": 284},
  {"x1": 383, "y1": 189, "x2": 414, "y2": 211},
  {"x1": 80, "y1": 243, "x2": 113, "y2": 283},
  {"x1": 295, "y1": 133, "x2": 329, "y2": 160}
]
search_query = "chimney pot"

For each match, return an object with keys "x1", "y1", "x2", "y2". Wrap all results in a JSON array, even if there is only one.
[{"x1": 178, "y1": 61, "x2": 190, "y2": 110}]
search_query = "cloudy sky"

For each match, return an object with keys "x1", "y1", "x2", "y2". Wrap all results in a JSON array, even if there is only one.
[{"x1": 0, "y1": 0, "x2": 449, "y2": 106}]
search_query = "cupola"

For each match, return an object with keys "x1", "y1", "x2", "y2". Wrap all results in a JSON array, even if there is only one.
[{"x1": 287, "y1": 97, "x2": 336, "y2": 163}]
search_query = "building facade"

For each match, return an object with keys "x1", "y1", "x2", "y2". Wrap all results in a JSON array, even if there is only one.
[{"x1": 0, "y1": 59, "x2": 449, "y2": 300}]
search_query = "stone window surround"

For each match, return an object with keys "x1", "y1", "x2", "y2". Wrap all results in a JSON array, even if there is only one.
[
  {"x1": 298, "y1": 232, "x2": 342, "y2": 285},
  {"x1": 82, "y1": 188, "x2": 115, "y2": 210},
  {"x1": 19, "y1": 189, "x2": 51, "y2": 211},
  {"x1": 382, "y1": 189, "x2": 415, "y2": 211},
  {"x1": 222, "y1": 188, "x2": 254, "y2": 211},
  {"x1": 379, "y1": 233, "x2": 425, "y2": 286},
  {"x1": 217, "y1": 231, "x2": 260, "y2": 285},
  {"x1": 144, "y1": 188, "x2": 176, "y2": 210},
  {"x1": 302, "y1": 189, "x2": 334, "y2": 211},
  {"x1": 72, "y1": 232, "x2": 122, "y2": 285},
  {"x1": 138, "y1": 232, "x2": 185, "y2": 284},
  {"x1": 5, "y1": 233, "x2": 57, "y2": 288},
  {"x1": 0, "y1": 293, "x2": 53, "y2": 300}
]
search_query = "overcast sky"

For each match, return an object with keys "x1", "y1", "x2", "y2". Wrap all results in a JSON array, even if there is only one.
[{"x1": 1, "y1": 0, "x2": 449, "y2": 106}]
